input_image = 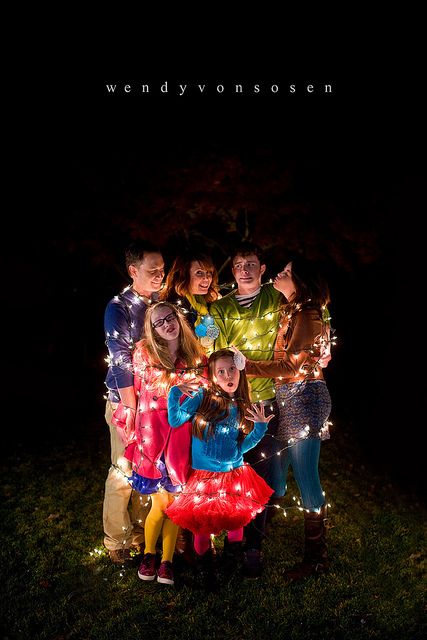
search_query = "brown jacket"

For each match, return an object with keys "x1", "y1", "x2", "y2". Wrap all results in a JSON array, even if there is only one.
[{"x1": 245, "y1": 307, "x2": 327, "y2": 383}]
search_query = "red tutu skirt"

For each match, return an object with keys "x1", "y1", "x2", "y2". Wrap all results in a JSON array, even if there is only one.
[{"x1": 165, "y1": 464, "x2": 273, "y2": 535}]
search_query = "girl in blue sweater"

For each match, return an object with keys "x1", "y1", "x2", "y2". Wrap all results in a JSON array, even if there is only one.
[{"x1": 166, "y1": 348, "x2": 273, "y2": 564}]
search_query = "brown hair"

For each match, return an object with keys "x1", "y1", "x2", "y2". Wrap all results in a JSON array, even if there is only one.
[
  {"x1": 280, "y1": 256, "x2": 331, "y2": 344},
  {"x1": 160, "y1": 254, "x2": 219, "y2": 304},
  {"x1": 285, "y1": 256, "x2": 330, "y2": 310},
  {"x1": 192, "y1": 348, "x2": 252, "y2": 441},
  {"x1": 230, "y1": 242, "x2": 265, "y2": 267},
  {"x1": 125, "y1": 240, "x2": 162, "y2": 271}
]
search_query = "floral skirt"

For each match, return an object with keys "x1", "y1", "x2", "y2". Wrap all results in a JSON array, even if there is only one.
[
  {"x1": 275, "y1": 380, "x2": 331, "y2": 442},
  {"x1": 165, "y1": 464, "x2": 273, "y2": 535}
]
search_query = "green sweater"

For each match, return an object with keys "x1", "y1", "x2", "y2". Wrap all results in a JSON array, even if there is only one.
[{"x1": 209, "y1": 284, "x2": 283, "y2": 401}]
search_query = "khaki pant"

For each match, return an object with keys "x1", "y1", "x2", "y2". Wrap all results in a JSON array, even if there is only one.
[{"x1": 102, "y1": 401, "x2": 149, "y2": 551}]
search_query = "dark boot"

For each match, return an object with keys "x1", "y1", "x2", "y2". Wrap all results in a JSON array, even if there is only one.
[
  {"x1": 221, "y1": 537, "x2": 244, "y2": 576},
  {"x1": 284, "y1": 505, "x2": 329, "y2": 581},
  {"x1": 195, "y1": 548, "x2": 219, "y2": 592},
  {"x1": 175, "y1": 527, "x2": 195, "y2": 566},
  {"x1": 242, "y1": 547, "x2": 264, "y2": 579}
]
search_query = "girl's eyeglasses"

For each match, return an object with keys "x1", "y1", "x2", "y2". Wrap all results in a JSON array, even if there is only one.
[{"x1": 152, "y1": 312, "x2": 177, "y2": 329}]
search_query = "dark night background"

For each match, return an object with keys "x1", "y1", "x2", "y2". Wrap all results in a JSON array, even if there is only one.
[{"x1": 14, "y1": 50, "x2": 424, "y2": 497}]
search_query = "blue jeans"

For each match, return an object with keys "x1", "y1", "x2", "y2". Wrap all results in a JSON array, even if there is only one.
[{"x1": 277, "y1": 438, "x2": 325, "y2": 511}]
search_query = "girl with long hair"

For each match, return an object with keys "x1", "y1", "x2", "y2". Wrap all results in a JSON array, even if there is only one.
[
  {"x1": 112, "y1": 302, "x2": 206, "y2": 586},
  {"x1": 165, "y1": 348, "x2": 273, "y2": 585}
]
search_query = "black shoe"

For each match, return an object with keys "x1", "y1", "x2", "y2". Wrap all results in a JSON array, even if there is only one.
[
  {"x1": 175, "y1": 528, "x2": 196, "y2": 566},
  {"x1": 221, "y1": 539, "x2": 244, "y2": 576},
  {"x1": 195, "y1": 549, "x2": 219, "y2": 592},
  {"x1": 242, "y1": 548, "x2": 263, "y2": 579}
]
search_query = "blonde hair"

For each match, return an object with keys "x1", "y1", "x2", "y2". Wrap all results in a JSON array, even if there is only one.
[
  {"x1": 193, "y1": 348, "x2": 252, "y2": 440},
  {"x1": 141, "y1": 302, "x2": 205, "y2": 390}
]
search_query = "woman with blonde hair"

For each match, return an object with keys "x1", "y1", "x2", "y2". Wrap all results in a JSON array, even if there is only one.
[{"x1": 112, "y1": 301, "x2": 206, "y2": 586}]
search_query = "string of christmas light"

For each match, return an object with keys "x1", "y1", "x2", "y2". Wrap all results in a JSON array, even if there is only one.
[
  {"x1": 102, "y1": 340, "x2": 336, "y2": 410},
  {"x1": 99, "y1": 286, "x2": 335, "y2": 565},
  {"x1": 217, "y1": 279, "x2": 276, "y2": 293},
  {"x1": 103, "y1": 356, "x2": 207, "y2": 378},
  {"x1": 105, "y1": 291, "x2": 337, "y2": 485},
  {"x1": 106, "y1": 297, "x2": 334, "y2": 368},
  {"x1": 102, "y1": 419, "x2": 334, "y2": 557},
  {"x1": 110, "y1": 282, "x2": 333, "y2": 326},
  {"x1": 89, "y1": 496, "x2": 334, "y2": 569},
  {"x1": 104, "y1": 358, "x2": 334, "y2": 418},
  {"x1": 104, "y1": 333, "x2": 336, "y2": 377},
  {"x1": 111, "y1": 407, "x2": 332, "y2": 489},
  {"x1": 106, "y1": 312, "x2": 335, "y2": 393},
  {"x1": 109, "y1": 461, "x2": 332, "y2": 521},
  {"x1": 268, "y1": 494, "x2": 332, "y2": 517},
  {"x1": 104, "y1": 339, "x2": 336, "y2": 368}
]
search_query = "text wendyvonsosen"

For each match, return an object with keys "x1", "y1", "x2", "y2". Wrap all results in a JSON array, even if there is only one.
[{"x1": 105, "y1": 81, "x2": 334, "y2": 96}]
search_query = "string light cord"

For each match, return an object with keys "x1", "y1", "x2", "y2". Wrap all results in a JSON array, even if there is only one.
[
  {"x1": 107, "y1": 283, "x2": 334, "y2": 336},
  {"x1": 106, "y1": 333, "x2": 336, "y2": 376},
  {"x1": 104, "y1": 341, "x2": 336, "y2": 417},
  {"x1": 110, "y1": 462, "x2": 331, "y2": 521}
]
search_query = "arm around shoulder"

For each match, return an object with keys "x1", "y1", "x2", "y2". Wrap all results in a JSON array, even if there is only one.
[{"x1": 245, "y1": 357, "x2": 298, "y2": 379}]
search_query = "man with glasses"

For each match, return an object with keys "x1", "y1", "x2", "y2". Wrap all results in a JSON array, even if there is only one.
[
  {"x1": 210, "y1": 242, "x2": 283, "y2": 578},
  {"x1": 103, "y1": 240, "x2": 165, "y2": 565}
]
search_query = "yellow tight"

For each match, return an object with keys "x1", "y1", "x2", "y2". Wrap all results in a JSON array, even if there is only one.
[{"x1": 144, "y1": 491, "x2": 178, "y2": 563}]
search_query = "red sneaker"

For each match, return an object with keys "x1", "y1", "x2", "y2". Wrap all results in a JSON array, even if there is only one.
[
  {"x1": 157, "y1": 561, "x2": 174, "y2": 585},
  {"x1": 138, "y1": 553, "x2": 156, "y2": 581}
]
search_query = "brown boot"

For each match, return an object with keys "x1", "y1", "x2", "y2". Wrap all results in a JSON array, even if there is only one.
[
  {"x1": 175, "y1": 527, "x2": 196, "y2": 566},
  {"x1": 284, "y1": 505, "x2": 329, "y2": 581},
  {"x1": 108, "y1": 548, "x2": 134, "y2": 566}
]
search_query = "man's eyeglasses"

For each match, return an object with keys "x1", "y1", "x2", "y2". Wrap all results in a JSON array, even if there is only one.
[{"x1": 152, "y1": 312, "x2": 177, "y2": 329}]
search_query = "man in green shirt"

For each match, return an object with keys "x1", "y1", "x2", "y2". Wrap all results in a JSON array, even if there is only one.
[{"x1": 210, "y1": 243, "x2": 284, "y2": 578}]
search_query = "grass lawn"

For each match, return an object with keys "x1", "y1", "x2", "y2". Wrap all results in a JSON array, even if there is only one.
[{"x1": 1, "y1": 423, "x2": 425, "y2": 640}]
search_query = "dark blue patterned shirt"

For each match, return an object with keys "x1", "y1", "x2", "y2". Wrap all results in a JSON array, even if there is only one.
[{"x1": 104, "y1": 286, "x2": 157, "y2": 402}]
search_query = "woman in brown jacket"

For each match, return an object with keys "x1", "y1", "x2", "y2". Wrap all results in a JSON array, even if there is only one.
[{"x1": 242, "y1": 256, "x2": 332, "y2": 580}]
